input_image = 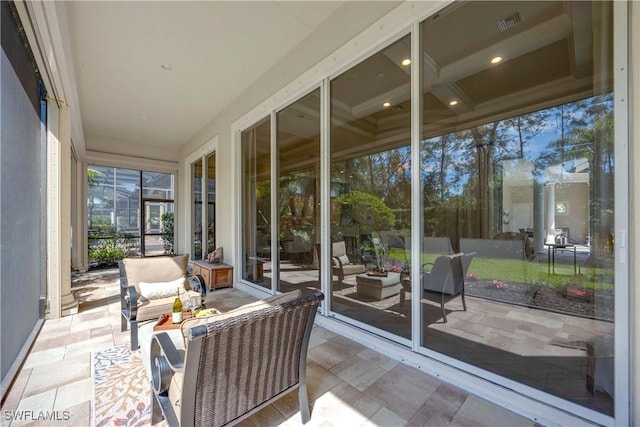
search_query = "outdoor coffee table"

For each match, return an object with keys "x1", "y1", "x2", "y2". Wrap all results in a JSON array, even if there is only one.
[
  {"x1": 153, "y1": 312, "x2": 192, "y2": 331},
  {"x1": 355, "y1": 272, "x2": 402, "y2": 300}
]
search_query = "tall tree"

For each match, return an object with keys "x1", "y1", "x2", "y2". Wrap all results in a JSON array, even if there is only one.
[{"x1": 504, "y1": 110, "x2": 549, "y2": 159}]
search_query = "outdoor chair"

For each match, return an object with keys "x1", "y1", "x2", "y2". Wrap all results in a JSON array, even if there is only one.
[
  {"x1": 422, "y1": 253, "x2": 465, "y2": 322},
  {"x1": 461, "y1": 251, "x2": 476, "y2": 278},
  {"x1": 423, "y1": 236, "x2": 454, "y2": 254},
  {"x1": 331, "y1": 240, "x2": 365, "y2": 288},
  {"x1": 403, "y1": 236, "x2": 454, "y2": 259},
  {"x1": 150, "y1": 290, "x2": 324, "y2": 427},
  {"x1": 119, "y1": 254, "x2": 203, "y2": 349}
]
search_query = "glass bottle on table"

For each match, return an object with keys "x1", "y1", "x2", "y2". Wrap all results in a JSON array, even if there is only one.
[{"x1": 172, "y1": 287, "x2": 183, "y2": 323}]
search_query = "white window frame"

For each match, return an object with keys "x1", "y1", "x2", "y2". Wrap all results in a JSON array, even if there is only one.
[{"x1": 183, "y1": 136, "x2": 218, "y2": 260}]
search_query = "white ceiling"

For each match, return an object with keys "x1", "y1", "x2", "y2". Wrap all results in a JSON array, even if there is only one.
[
  {"x1": 66, "y1": 1, "x2": 387, "y2": 154},
  {"x1": 61, "y1": 1, "x2": 602, "y2": 164}
]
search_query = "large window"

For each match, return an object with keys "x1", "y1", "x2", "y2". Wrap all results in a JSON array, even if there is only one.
[
  {"x1": 191, "y1": 153, "x2": 216, "y2": 261},
  {"x1": 238, "y1": 0, "x2": 623, "y2": 421},
  {"x1": 87, "y1": 166, "x2": 175, "y2": 263}
]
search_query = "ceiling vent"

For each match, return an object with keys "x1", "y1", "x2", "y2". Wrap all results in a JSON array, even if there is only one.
[{"x1": 497, "y1": 12, "x2": 522, "y2": 31}]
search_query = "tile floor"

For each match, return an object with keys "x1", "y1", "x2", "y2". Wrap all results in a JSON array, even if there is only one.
[
  {"x1": 1, "y1": 269, "x2": 537, "y2": 427},
  {"x1": 277, "y1": 262, "x2": 613, "y2": 415}
]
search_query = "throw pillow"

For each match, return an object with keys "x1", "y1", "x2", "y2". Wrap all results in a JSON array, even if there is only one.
[
  {"x1": 138, "y1": 277, "x2": 186, "y2": 300},
  {"x1": 337, "y1": 255, "x2": 350, "y2": 266}
]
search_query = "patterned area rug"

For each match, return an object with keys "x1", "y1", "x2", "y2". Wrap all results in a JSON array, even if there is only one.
[{"x1": 93, "y1": 344, "x2": 156, "y2": 427}]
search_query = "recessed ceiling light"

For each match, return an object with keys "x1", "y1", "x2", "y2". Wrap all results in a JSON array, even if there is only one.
[
  {"x1": 160, "y1": 64, "x2": 173, "y2": 71},
  {"x1": 383, "y1": 102, "x2": 391, "y2": 108},
  {"x1": 401, "y1": 58, "x2": 411, "y2": 66},
  {"x1": 377, "y1": 71, "x2": 386, "y2": 78},
  {"x1": 449, "y1": 100, "x2": 458, "y2": 106},
  {"x1": 490, "y1": 56, "x2": 503, "y2": 65}
]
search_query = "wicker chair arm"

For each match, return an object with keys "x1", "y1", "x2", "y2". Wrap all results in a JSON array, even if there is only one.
[
  {"x1": 187, "y1": 324, "x2": 208, "y2": 341},
  {"x1": 332, "y1": 256, "x2": 343, "y2": 268}
]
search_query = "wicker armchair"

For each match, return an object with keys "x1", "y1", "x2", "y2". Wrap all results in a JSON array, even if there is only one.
[{"x1": 150, "y1": 291, "x2": 324, "y2": 426}]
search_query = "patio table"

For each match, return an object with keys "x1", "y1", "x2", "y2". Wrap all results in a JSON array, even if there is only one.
[{"x1": 544, "y1": 243, "x2": 576, "y2": 275}]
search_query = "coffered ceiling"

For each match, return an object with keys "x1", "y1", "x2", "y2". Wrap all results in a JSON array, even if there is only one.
[{"x1": 276, "y1": 0, "x2": 611, "y2": 169}]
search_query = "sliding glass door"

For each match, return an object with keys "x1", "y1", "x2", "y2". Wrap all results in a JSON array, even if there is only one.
[
  {"x1": 237, "y1": 0, "x2": 626, "y2": 421},
  {"x1": 417, "y1": 1, "x2": 615, "y2": 415},
  {"x1": 329, "y1": 34, "x2": 412, "y2": 340}
]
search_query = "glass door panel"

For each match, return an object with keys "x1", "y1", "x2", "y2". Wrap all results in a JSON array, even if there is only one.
[
  {"x1": 276, "y1": 89, "x2": 321, "y2": 293},
  {"x1": 330, "y1": 34, "x2": 412, "y2": 340},
  {"x1": 206, "y1": 152, "x2": 216, "y2": 253},
  {"x1": 192, "y1": 159, "x2": 203, "y2": 260},
  {"x1": 241, "y1": 118, "x2": 271, "y2": 289},
  {"x1": 419, "y1": 1, "x2": 615, "y2": 415},
  {"x1": 143, "y1": 201, "x2": 174, "y2": 256}
]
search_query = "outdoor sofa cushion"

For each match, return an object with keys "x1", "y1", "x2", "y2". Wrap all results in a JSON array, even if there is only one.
[
  {"x1": 138, "y1": 277, "x2": 186, "y2": 300},
  {"x1": 122, "y1": 254, "x2": 190, "y2": 296}
]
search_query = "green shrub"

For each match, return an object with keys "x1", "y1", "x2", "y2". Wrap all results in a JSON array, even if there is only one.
[
  {"x1": 335, "y1": 191, "x2": 395, "y2": 234},
  {"x1": 88, "y1": 246, "x2": 126, "y2": 264},
  {"x1": 88, "y1": 232, "x2": 134, "y2": 266},
  {"x1": 161, "y1": 212, "x2": 175, "y2": 255}
]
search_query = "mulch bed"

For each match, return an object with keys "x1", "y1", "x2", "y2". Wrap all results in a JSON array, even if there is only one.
[{"x1": 465, "y1": 279, "x2": 614, "y2": 322}]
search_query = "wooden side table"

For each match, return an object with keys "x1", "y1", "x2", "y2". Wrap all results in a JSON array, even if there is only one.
[{"x1": 192, "y1": 260, "x2": 233, "y2": 290}]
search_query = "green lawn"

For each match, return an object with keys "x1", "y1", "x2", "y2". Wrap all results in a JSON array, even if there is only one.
[{"x1": 387, "y1": 248, "x2": 614, "y2": 291}]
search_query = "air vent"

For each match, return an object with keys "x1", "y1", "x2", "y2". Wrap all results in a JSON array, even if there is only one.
[{"x1": 497, "y1": 11, "x2": 522, "y2": 31}]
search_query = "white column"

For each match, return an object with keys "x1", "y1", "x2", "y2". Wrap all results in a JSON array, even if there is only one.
[
  {"x1": 544, "y1": 182, "x2": 556, "y2": 244},
  {"x1": 76, "y1": 160, "x2": 89, "y2": 271},
  {"x1": 47, "y1": 100, "x2": 78, "y2": 318}
]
